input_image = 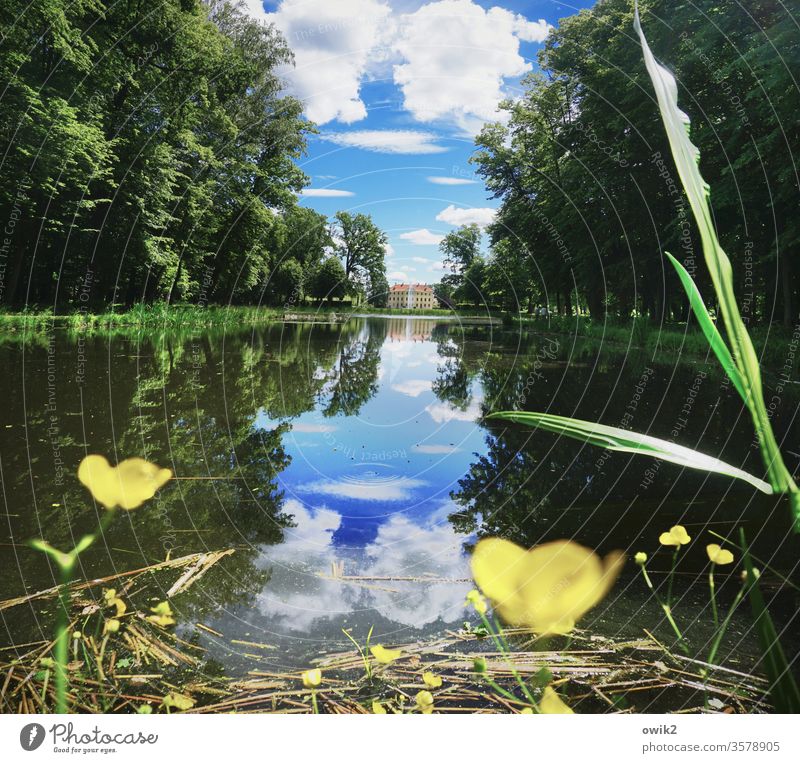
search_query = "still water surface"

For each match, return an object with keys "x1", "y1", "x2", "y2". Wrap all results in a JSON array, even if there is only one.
[{"x1": 2, "y1": 317, "x2": 797, "y2": 671}]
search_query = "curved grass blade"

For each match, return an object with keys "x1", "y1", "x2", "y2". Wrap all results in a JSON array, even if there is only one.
[
  {"x1": 487, "y1": 411, "x2": 772, "y2": 495},
  {"x1": 634, "y1": 7, "x2": 799, "y2": 521},
  {"x1": 740, "y1": 528, "x2": 800, "y2": 712},
  {"x1": 665, "y1": 252, "x2": 746, "y2": 403}
]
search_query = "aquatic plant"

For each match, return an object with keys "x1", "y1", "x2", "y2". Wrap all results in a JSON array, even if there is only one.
[{"x1": 29, "y1": 455, "x2": 172, "y2": 713}]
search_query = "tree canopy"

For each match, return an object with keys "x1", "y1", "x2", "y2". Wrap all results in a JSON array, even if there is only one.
[
  {"x1": 0, "y1": 1, "x2": 387, "y2": 309},
  {"x1": 467, "y1": 0, "x2": 800, "y2": 325}
]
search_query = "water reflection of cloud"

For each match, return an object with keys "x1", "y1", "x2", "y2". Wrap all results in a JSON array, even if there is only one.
[
  {"x1": 391, "y1": 379, "x2": 432, "y2": 397},
  {"x1": 413, "y1": 444, "x2": 462, "y2": 454},
  {"x1": 297, "y1": 476, "x2": 427, "y2": 501},
  {"x1": 424, "y1": 397, "x2": 483, "y2": 424},
  {"x1": 256, "y1": 500, "x2": 471, "y2": 632},
  {"x1": 292, "y1": 422, "x2": 337, "y2": 433}
]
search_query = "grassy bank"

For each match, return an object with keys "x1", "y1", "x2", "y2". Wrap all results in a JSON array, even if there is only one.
[
  {"x1": 514, "y1": 314, "x2": 798, "y2": 372},
  {"x1": 0, "y1": 305, "x2": 796, "y2": 372}
]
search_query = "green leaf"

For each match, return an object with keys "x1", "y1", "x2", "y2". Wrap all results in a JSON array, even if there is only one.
[
  {"x1": 740, "y1": 529, "x2": 800, "y2": 712},
  {"x1": 634, "y1": 6, "x2": 799, "y2": 515},
  {"x1": 664, "y1": 252, "x2": 746, "y2": 403},
  {"x1": 487, "y1": 411, "x2": 772, "y2": 494}
]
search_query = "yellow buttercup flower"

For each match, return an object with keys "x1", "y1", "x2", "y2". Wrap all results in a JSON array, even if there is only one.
[
  {"x1": 146, "y1": 601, "x2": 175, "y2": 627},
  {"x1": 103, "y1": 588, "x2": 127, "y2": 617},
  {"x1": 370, "y1": 644, "x2": 402, "y2": 664},
  {"x1": 423, "y1": 671, "x2": 442, "y2": 689},
  {"x1": 78, "y1": 455, "x2": 172, "y2": 510},
  {"x1": 104, "y1": 618, "x2": 120, "y2": 634},
  {"x1": 416, "y1": 690, "x2": 434, "y2": 714},
  {"x1": 302, "y1": 668, "x2": 322, "y2": 688},
  {"x1": 634, "y1": 552, "x2": 647, "y2": 565},
  {"x1": 465, "y1": 588, "x2": 488, "y2": 614},
  {"x1": 470, "y1": 538, "x2": 624, "y2": 635},
  {"x1": 540, "y1": 686, "x2": 574, "y2": 714},
  {"x1": 658, "y1": 525, "x2": 691, "y2": 547},
  {"x1": 161, "y1": 691, "x2": 195, "y2": 711},
  {"x1": 706, "y1": 544, "x2": 734, "y2": 565},
  {"x1": 372, "y1": 700, "x2": 387, "y2": 714}
]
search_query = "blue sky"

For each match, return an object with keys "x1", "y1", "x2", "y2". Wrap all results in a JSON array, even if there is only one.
[{"x1": 245, "y1": 1, "x2": 595, "y2": 284}]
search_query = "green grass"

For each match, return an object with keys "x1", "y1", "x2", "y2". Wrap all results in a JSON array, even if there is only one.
[{"x1": 512, "y1": 314, "x2": 797, "y2": 372}]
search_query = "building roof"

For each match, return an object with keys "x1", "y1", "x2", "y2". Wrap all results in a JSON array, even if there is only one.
[{"x1": 389, "y1": 283, "x2": 433, "y2": 292}]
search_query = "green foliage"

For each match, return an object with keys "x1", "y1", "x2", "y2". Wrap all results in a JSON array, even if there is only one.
[
  {"x1": 634, "y1": 10, "x2": 799, "y2": 517},
  {"x1": 310, "y1": 257, "x2": 348, "y2": 303},
  {"x1": 440, "y1": 224, "x2": 482, "y2": 274},
  {"x1": 664, "y1": 252, "x2": 746, "y2": 402},
  {"x1": 471, "y1": 0, "x2": 800, "y2": 325},
  {"x1": 740, "y1": 529, "x2": 800, "y2": 712},
  {"x1": 271, "y1": 259, "x2": 305, "y2": 306},
  {"x1": 0, "y1": 1, "x2": 312, "y2": 307},
  {"x1": 332, "y1": 212, "x2": 388, "y2": 302},
  {"x1": 486, "y1": 411, "x2": 772, "y2": 494}
]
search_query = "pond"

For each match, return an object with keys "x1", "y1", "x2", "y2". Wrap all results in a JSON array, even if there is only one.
[{"x1": 1, "y1": 316, "x2": 798, "y2": 676}]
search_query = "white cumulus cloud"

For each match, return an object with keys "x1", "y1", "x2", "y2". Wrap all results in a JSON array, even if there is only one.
[
  {"x1": 435, "y1": 204, "x2": 496, "y2": 227},
  {"x1": 250, "y1": 1, "x2": 552, "y2": 133},
  {"x1": 399, "y1": 228, "x2": 445, "y2": 245},
  {"x1": 260, "y1": 0, "x2": 394, "y2": 124},
  {"x1": 393, "y1": 0, "x2": 552, "y2": 133},
  {"x1": 323, "y1": 129, "x2": 448, "y2": 154},
  {"x1": 299, "y1": 188, "x2": 355, "y2": 197},
  {"x1": 427, "y1": 176, "x2": 478, "y2": 185}
]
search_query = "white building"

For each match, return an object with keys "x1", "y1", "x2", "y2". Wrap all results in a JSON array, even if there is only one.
[{"x1": 387, "y1": 283, "x2": 436, "y2": 310}]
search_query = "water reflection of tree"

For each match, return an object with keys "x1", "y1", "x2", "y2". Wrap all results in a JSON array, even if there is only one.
[
  {"x1": 441, "y1": 333, "x2": 800, "y2": 557},
  {"x1": 321, "y1": 319, "x2": 386, "y2": 417},
  {"x1": 0, "y1": 320, "x2": 388, "y2": 624}
]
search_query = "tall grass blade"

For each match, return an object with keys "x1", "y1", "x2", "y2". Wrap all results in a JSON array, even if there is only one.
[
  {"x1": 739, "y1": 528, "x2": 800, "y2": 712},
  {"x1": 487, "y1": 411, "x2": 772, "y2": 494},
  {"x1": 634, "y1": 7, "x2": 799, "y2": 524},
  {"x1": 665, "y1": 252, "x2": 746, "y2": 403}
]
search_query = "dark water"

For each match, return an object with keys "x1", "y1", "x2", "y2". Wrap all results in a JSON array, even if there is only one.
[{"x1": 1, "y1": 317, "x2": 798, "y2": 676}]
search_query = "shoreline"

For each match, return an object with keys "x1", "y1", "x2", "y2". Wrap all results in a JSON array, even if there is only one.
[{"x1": 0, "y1": 305, "x2": 795, "y2": 371}]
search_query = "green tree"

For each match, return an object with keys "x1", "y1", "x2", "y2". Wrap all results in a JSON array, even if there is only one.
[
  {"x1": 310, "y1": 257, "x2": 347, "y2": 304},
  {"x1": 331, "y1": 211, "x2": 388, "y2": 304},
  {"x1": 439, "y1": 225, "x2": 482, "y2": 275},
  {"x1": 271, "y1": 259, "x2": 304, "y2": 306}
]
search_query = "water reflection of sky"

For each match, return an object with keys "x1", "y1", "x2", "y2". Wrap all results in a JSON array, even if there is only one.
[{"x1": 250, "y1": 319, "x2": 486, "y2": 634}]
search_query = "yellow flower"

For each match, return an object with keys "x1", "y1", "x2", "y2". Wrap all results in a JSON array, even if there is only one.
[
  {"x1": 659, "y1": 525, "x2": 691, "y2": 547},
  {"x1": 78, "y1": 455, "x2": 172, "y2": 510},
  {"x1": 162, "y1": 691, "x2": 195, "y2": 711},
  {"x1": 470, "y1": 538, "x2": 624, "y2": 635},
  {"x1": 416, "y1": 690, "x2": 434, "y2": 714},
  {"x1": 540, "y1": 686, "x2": 574, "y2": 714},
  {"x1": 372, "y1": 700, "x2": 387, "y2": 714},
  {"x1": 634, "y1": 552, "x2": 647, "y2": 565},
  {"x1": 520, "y1": 707, "x2": 534, "y2": 714},
  {"x1": 104, "y1": 618, "x2": 120, "y2": 634},
  {"x1": 370, "y1": 644, "x2": 402, "y2": 664},
  {"x1": 706, "y1": 544, "x2": 734, "y2": 565},
  {"x1": 146, "y1": 601, "x2": 175, "y2": 627},
  {"x1": 465, "y1": 588, "x2": 488, "y2": 614},
  {"x1": 301, "y1": 668, "x2": 322, "y2": 688},
  {"x1": 423, "y1": 671, "x2": 442, "y2": 689},
  {"x1": 103, "y1": 588, "x2": 127, "y2": 617}
]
